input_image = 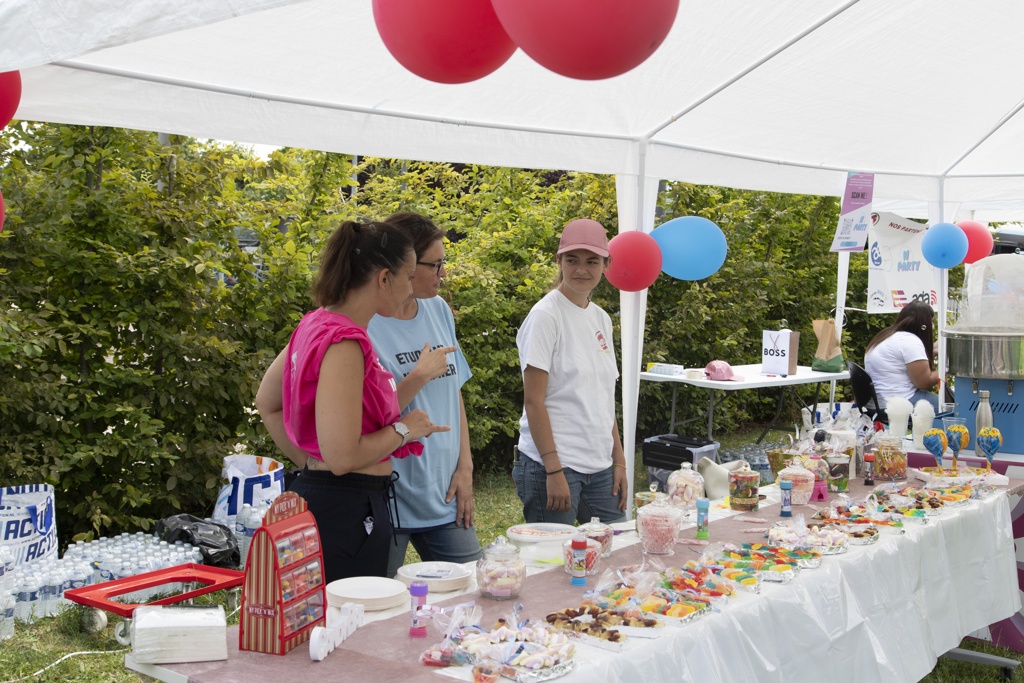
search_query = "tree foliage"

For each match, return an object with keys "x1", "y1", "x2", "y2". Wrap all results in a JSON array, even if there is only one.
[{"x1": 2, "y1": 123, "x2": 920, "y2": 547}]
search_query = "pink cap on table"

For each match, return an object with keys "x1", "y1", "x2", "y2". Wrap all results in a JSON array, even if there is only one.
[
  {"x1": 704, "y1": 360, "x2": 744, "y2": 381},
  {"x1": 558, "y1": 219, "x2": 609, "y2": 257}
]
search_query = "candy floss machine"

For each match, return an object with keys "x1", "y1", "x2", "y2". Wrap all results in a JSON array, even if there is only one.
[{"x1": 945, "y1": 254, "x2": 1024, "y2": 453}]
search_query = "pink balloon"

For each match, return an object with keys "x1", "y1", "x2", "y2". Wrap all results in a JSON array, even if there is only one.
[
  {"x1": 604, "y1": 231, "x2": 662, "y2": 292},
  {"x1": 491, "y1": 0, "x2": 679, "y2": 80},
  {"x1": 955, "y1": 220, "x2": 994, "y2": 265},
  {"x1": 373, "y1": 0, "x2": 516, "y2": 84},
  {"x1": 0, "y1": 71, "x2": 21, "y2": 129}
]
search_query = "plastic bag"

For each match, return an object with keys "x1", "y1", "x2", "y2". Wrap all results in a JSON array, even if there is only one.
[
  {"x1": 155, "y1": 514, "x2": 239, "y2": 568},
  {"x1": 0, "y1": 484, "x2": 58, "y2": 568},
  {"x1": 212, "y1": 454, "x2": 285, "y2": 532}
]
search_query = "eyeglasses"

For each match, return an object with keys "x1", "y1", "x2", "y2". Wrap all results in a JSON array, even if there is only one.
[{"x1": 417, "y1": 259, "x2": 446, "y2": 274}]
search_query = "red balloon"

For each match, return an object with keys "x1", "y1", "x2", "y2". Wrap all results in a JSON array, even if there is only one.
[
  {"x1": 955, "y1": 220, "x2": 994, "y2": 265},
  {"x1": 373, "y1": 0, "x2": 516, "y2": 84},
  {"x1": 491, "y1": 0, "x2": 679, "y2": 80},
  {"x1": 604, "y1": 230, "x2": 662, "y2": 292},
  {"x1": 0, "y1": 71, "x2": 21, "y2": 129}
]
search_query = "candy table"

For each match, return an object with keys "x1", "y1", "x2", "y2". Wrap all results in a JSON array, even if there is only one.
[{"x1": 129, "y1": 478, "x2": 1021, "y2": 683}]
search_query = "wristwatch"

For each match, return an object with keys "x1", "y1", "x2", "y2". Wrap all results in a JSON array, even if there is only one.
[{"x1": 392, "y1": 421, "x2": 410, "y2": 448}]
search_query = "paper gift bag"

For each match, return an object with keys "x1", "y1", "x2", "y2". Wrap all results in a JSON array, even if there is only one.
[
  {"x1": 762, "y1": 329, "x2": 799, "y2": 375},
  {"x1": 810, "y1": 319, "x2": 845, "y2": 373}
]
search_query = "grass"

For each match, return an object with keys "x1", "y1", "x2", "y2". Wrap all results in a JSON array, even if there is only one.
[{"x1": 2, "y1": 426, "x2": 1021, "y2": 682}]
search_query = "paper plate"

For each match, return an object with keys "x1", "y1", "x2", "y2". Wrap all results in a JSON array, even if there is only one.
[
  {"x1": 396, "y1": 562, "x2": 473, "y2": 593},
  {"x1": 326, "y1": 576, "x2": 408, "y2": 612},
  {"x1": 506, "y1": 523, "x2": 576, "y2": 544}
]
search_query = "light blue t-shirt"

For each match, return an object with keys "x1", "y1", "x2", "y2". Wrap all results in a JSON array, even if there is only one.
[{"x1": 368, "y1": 296, "x2": 472, "y2": 530}]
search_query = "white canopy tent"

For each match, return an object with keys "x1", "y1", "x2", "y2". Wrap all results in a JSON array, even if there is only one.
[{"x1": 5, "y1": 0, "x2": 1024, "y2": 492}]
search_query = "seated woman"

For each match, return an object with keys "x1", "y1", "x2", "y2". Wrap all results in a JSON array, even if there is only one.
[{"x1": 864, "y1": 300, "x2": 940, "y2": 411}]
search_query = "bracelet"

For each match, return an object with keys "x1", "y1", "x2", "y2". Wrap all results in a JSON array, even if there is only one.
[
  {"x1": 545, "y1": 468, "x2": 563, "y2": 476},
  {"x1": 540, "y1": 450, "x2": 557, "y2": 458},
  {"x1": 613, "y1": 463, "x2": 627, "y2": 470}
]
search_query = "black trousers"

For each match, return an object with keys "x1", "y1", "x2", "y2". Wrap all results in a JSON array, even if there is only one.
[{"x1": 288, "y1": 469, "x2": 393, "y2": 583}]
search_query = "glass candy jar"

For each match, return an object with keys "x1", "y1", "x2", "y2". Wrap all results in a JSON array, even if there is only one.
[
  {"x1": 729, "y1": 464, "x2": 760, "y2": 511},
  {"x1": 806, "y1": 454, "x2": 829, "y2": 483},
  {"x1": 667, "y1": 462, "x2": 704, "y2": 511},
  {"x1": 476, "y1": 535, "x2": 524, "y2": 600},
  {"x1": 636, "y1": 494, "x2": 683, "y2": 555},
  {"x1": 777, "y1": 462, "x2": 815, "y2": 506},
  {"x1": 872, "y1": 435, "x2": 907, "y2": 480},
  {"x1": 577, "y1": 516, "x2": 614, "y2": 558}
]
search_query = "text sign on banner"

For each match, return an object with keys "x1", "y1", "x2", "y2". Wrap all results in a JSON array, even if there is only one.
[
  {"x1": 831, "y1": 172, "x2": 874, "y2": 252},
  {"x1": 762, "y1": 329, "x2": 798, "y2": 375},
  {"x1": 866, "y1": 211, "x2": 940, "y2": 314}
]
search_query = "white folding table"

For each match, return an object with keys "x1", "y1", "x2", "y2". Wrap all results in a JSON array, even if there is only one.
[{"x1": 640, "y1": 364, "x2": 850, "y2": 442}]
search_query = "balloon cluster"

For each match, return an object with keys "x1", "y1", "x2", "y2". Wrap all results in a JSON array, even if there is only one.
[
  {"x1": 372, "y1": 0, "x2": 679, "y2": 83},
  {"x1": 0, "y1": 70, "x2": 19, "y2": 233},
  {"x1": 921, "y1": 220, "x2": 994, "y2": 270},
  {"x1": 601, "y1": 216, "x2": 728, "y2": 292}
]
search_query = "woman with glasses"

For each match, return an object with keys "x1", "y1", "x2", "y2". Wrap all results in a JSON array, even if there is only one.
[
  {"x1": 255, "y1": 220, "x2": 449, "y2": 583},
  {"x1": 512, "y1": 219, "x2": 629, "y2": 526},
  {"x1": 368, "y1": 212, "x2": 481, "y2": 578}
]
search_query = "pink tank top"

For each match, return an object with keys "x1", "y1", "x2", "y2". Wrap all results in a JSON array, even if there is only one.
[{"x1": 282, "y1": 308, "x2": 423, "y2": 462}]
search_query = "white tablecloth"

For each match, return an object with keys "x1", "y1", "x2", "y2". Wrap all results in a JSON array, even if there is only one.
[{"x1": 557, "y1": 491, "x2": 1018, "y2": 683}]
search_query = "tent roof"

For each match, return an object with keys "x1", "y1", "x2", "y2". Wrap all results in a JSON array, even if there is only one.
[{"x1": 5, "y1": 0, "x2": 1024, "y2": 211}]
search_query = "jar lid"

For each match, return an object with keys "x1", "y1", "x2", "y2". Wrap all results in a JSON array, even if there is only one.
[
  {"x1": 482, "y1": 534, "x2": 520, "y2": 560},
  {"x1": 577, "y1": 516, "x2": 612, "y2": 534},
  {"x1": 637, "y1": 493, "x2": 684, "y2": 521}
]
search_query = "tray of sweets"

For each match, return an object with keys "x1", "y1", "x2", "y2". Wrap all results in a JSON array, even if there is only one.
[
  {"x1": 812, "y1": 508, "x2": 905, "y2": 532},
  {"x1": 844, "y1": 525, "x2": 880, "y2": 545},
  {"x1": 730, "y1": 544, "x2": 822, "y2": 569},
  {"x1": 458, "y1": 622, "x2": 577, "y2": 680}
]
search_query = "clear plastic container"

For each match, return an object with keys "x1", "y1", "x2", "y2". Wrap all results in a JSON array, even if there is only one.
[
  {"x1": 476, "y1": 535, "x2": 524, "y2": 600},
  {"x1": 636, "y1": 494, "x2": 683, "y2": 555},
  {"x1": 873, "y1": 435, "x2": 907, "y2": 480},
  {"x1": 667, "y1": 462, "x2": 704, "y2": 510},
  {"x1": 577, "y1": 517, "x2": 614, "y2": 557},
  {"x1": 777, "y1": 463, "x2": 815, "y2": 506}
]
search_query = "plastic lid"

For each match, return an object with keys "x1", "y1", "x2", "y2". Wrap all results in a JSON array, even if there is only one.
[
  {"x1": 577, "y1": 516, "x2": 612, "y2": 535},
  {"x1": 864, "y1": 454, "x2": 875, "y2": 461},
  {"x1": 696, "y1": 497, "x2": 710, "y2": 508},
  {"x1": 410, "y1": 580, "x2": 428, "y2": 597},
  {"x1": 506, "y1": 522, "x2": 576, "y2": 544},
  {"x1": 780, "y1": 480, "x2": 792, "y2": 489}
]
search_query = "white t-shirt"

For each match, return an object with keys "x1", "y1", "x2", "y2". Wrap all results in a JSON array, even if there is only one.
[
  {"x1": 517, "y1": 289, "x2": 619, "y2": 475},
  {"x1": 864, "y1": 331, "x2": 929, "y2": 408}
]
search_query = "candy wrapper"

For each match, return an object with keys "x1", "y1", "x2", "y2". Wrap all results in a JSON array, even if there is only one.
[{"x1": 418, "y1": 602, "x2": 483, "y2": 668}]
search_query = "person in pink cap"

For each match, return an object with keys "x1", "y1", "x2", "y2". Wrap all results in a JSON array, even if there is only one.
[{"x1": 513, "y1": 219, "x2": 629, "y2": 525}]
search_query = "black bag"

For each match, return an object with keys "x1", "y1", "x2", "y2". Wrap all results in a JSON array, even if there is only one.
[{"x1": 155, "y1": 514, "x2": 240, "y2": 568}]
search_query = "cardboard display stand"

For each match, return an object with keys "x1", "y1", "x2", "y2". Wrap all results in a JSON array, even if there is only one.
[{"x1": 239, "y1": 491, "x2": 325, "y2": 655}]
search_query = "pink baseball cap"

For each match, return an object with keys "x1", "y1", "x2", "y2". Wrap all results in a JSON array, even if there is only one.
[
  {"x1": 558, "y1": 219, "x2": 609, "y2": 257},
  {"x1": 705, "y1": 360, "x2": 744, "y2": 382}
]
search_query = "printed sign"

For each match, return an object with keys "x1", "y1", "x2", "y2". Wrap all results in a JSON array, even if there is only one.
[
  {"x1": 830, "y1": 172, "x2": 874, "y2": 252},
  {"x1": 866, "y1": 211, "x2": 940, "y2": 314},
  {"x1": 762, "y1": 329, "x2": 798, "y2": 375}
]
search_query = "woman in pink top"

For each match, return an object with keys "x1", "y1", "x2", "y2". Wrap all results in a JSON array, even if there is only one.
[{"x1": 256, "y1": 220, "x2": 449, "y2": 581}]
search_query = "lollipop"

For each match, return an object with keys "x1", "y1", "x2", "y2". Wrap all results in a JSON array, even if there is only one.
[
  {"x1": 976, "y1": 427, "x2": 1003, "y2": 471},
  {"x1": 922, "y1": 429, "x2": 947, "y2": 470},
  {"x1": 945, "y1": 424, "x2": 970, "y2": 471}
]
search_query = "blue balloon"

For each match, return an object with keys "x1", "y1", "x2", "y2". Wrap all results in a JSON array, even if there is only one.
[
  {"x1": 650, "y1": 216, "x2": 727, "y2": 281},
  {"x1": 921, "y1": 222, "x2": 968, "y2": 269}
]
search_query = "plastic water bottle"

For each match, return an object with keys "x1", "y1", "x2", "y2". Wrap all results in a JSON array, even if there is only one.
[
  {"x1": 0, "y1": 591, "x2": 15, "y2": 640},
  {"x1": 0, "y1": 546, "x2": 13, "y2": 595},
  {"x1": 41, "y1": 571, "x2": 61, "y2": 618},
  {"x1": 17, "y1": 574, "x2": 40, "y2": 623},
  {"x1": 235, "y1": 504, "x2": 253, "y2": 569},
  {"x1": 242, "y1": 504, "x2": 262, "y2": 569}
]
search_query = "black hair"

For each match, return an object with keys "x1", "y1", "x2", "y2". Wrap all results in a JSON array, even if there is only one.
[
  {"x1": 866, "y1": 300, "x2": 935, "y2": 370},
  {"x1": 384, "y1": 212, "x2": 445, "y2": 259},
  {"x1": 312, "y1": 220, "x2": 413, "y2": 307}
]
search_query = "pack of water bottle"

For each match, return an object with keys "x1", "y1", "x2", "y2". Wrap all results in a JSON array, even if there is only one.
[
  {"x1": 0, "y1": 531, "x2": 206, "y2": 633},
  {"x1": 234, "y1": 503, "x2": 269, "y2": 570}
]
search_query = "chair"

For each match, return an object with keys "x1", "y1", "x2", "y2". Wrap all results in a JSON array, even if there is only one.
[{"x1": 846, "y1": 361, "x2": 889, "y2": 424}]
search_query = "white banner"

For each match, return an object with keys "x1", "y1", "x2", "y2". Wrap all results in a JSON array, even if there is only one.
[
  {"x1": 866, "y1": 211, "x2": 940, "y2": 314},
  {"x1": 830, "y1": 172, "x2": 874, "y2": 252}
]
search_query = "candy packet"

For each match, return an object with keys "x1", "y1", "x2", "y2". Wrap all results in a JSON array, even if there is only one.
[{"x1": 418, "y1": 602, "x2": 482, "y2": 668}]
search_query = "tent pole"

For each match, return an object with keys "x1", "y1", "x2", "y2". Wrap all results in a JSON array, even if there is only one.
[
  {"x1": 616, "y1": 145, "x2": 659, "y2": 519},
  {"x1": 832, "y1": 250, "x2": 850, "y2": 405},
  {"x1": 930, "y1": 193, "x2": 949, "y2": 400}
]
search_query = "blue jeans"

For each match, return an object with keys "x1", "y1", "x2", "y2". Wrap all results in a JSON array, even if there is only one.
[
  {"x1": 386, "y1": 522, "x2": 482, "y2": 578},
  {"x1": 512, "y1": 455, "x2": 626, "y2": 526},
  {"x1": 910, "y1": 389, "x2": 939, "y2": 411}
]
